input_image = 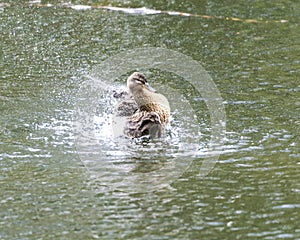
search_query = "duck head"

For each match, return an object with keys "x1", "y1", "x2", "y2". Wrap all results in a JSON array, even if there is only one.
[{"x1": 127, "y1": 72, "x2": 155, "y2": 94}]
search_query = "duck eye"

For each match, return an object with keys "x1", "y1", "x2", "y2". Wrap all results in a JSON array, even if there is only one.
[{"x1": 134, "y1": 78, "x2": 145, "y2": 84}]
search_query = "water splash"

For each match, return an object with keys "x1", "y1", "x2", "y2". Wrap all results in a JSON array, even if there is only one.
[{"x1": 74, "y1": 73, "x2": 208, "y2": 193}]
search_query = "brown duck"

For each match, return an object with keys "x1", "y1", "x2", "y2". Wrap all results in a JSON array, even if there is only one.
[{"x1": 115, "y1": 72, "x2": 170, "y2": 139}]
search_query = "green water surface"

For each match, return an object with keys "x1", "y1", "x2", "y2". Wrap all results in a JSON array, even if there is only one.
[{"x1": 1, "y1": 1, "x2": 299, "y2": 239}]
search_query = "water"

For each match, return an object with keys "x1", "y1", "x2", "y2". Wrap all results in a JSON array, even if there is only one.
[{"x1": 1, "y1": 1, "x2": 299, "y2": 239}]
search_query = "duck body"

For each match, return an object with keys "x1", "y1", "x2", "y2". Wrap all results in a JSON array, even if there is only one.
[{"x1": 115, "y1": 72, "x2": 170, "y2": 139}]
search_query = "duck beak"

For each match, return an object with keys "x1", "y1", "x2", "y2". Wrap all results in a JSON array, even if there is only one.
[{"x1": 145, "y1": 83, "x2": 156, "y2": 92}]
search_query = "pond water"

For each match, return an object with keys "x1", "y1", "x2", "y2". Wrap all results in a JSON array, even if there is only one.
[{"x1": 1, "y1": 1, "x2": 299, "y2": 239}]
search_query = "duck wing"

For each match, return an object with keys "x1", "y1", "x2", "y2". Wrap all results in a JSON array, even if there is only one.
[
  {"x1": 124, "y1": 111, "x2": 162, "y2": 139},
  {"x1": 114, "y1": 91, "x2": 138, "y2": 117}
]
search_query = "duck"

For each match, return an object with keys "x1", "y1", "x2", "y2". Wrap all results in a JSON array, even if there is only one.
[{"x1": 114, "y1": 72, "x2": 170, "y2": 139}]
